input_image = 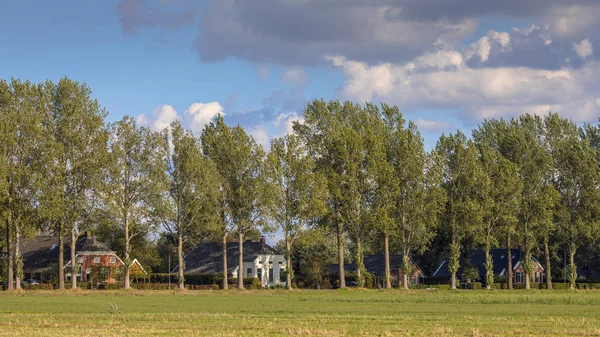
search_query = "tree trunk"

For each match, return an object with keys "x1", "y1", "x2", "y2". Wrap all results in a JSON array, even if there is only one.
[
  {"x1": 124, "y1": 216, "x2": 130, "y2": 289},
  {"x1": 6, "y1": 215, "x2": 13, "y2": 290},
  {"x1": 569, "y1": 249, "x2": 576, "y2": 290},
  {"x1": 58, "y1": 220, "x2": 64, "y2": 290},
  {"x1": 238, "y1": 232, "x2": 244, "y2": 289},
  {"x1": 507, "y1": 234, "x2": 513, "y2": 290},
  {"x1": 403, "y1": 271, "x2": 408, "y2": 290},
  {"x1": 356, "y1": 236, "x2": 363, "y2": 287},
  {"x1": 484, "y1": 241, "x2": 492, "y2": 290},
  {"x1": 222, "y1": 233, "x2": 228, "y2": 290},
  {"x1": 177, "y1": 232, "x2": 184, "y2": 290},
  {"x1": 451, "y1": 272, "x2": 456, "y2": 290},
  {"x1": 524, "y1": 249, "x2": 531, "y2": 290},
  {"x1": 14, "y1": 223, "x2": 20, "y2": 290},
  {"x1": 337, "y1": 222, "x2": 346, "y2": 289},
  {"x1": 544, "y1": 236, "x2": 552, "y2": 290},
  {"x1": 384, "y1": 234, "x2": 391, "y2": 289},
  {"x1": 70, "y1": 228, "x2": 77, "y2": 289},
  {"x1": 286, "y1": 236, "x2": 292, "y2": 290}
]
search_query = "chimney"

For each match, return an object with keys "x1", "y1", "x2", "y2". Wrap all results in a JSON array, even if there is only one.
[
  {"x1": 259, "y1": 236, "x2": 266, "y2": 244},
  {"x1": 85, "y1": 231, "x2": 92, "y2": 238}
]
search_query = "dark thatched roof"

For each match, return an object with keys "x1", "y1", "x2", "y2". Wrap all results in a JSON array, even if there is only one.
[
  {"x1": 14, "y1": 234, "x2": 113, "y2": 274},
  {"x1": 183, "y1": 240, "x2": 279, "y2": 275},
  {"x1": 329, "y1": 255, "x2": 424, "y2": 277},
  {"x1": 432, "y1": 248, "x2": 542, "y2": 280}
]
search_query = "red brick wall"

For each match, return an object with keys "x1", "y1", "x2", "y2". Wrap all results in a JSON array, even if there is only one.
[{"x1": 79, "y1": 254, "x2": 124, "y2": 283}]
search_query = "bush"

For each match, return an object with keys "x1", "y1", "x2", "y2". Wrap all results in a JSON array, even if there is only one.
[
  {"x1": 363, "y1": 272, "x2": 375, "y2": 289},
  {"x1": 185, "y1": 273, "x2": 223, "y2": 286},
  {"x1": 22, "y1": 284, "x2": 54, "y2": 291},
  {"x1": 132, "y1": 283, "x2": 171, "y2": 290},
  {"x1": 105, "y1": 283, "x2": 124, "y2": 290},
  {"x1": 551, "y1": 283, "x2": 571, "y2": 290},
  {"x1": 191, "y1": 284, "x2": 220, "y2": 290},
  {"x1": 426, "y1": 284, "x2": 451, "y2": 290},
  {"x1": 459, "y1": 282, "x2": 482, "y2": 290},
  {"x1": 492, "y1": 282, "x2": 506, "y2": 289},
  {"x1": 228, "y1": 277, "x2": 262, "y2": 289}
]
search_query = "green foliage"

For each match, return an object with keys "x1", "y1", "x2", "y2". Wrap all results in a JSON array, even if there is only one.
[{"x1": 265, "y1": 134, "x2": 328, "y2": 288}]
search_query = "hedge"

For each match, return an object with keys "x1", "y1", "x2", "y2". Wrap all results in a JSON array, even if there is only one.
[{"x1": 22, "y1": 284, "x2": 54, "y2": 291}]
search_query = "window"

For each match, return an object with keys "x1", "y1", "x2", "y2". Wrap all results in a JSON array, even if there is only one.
[
  {"x1": 86, "y1": 268, "x2": 92, "y2": 274},
  {"x1": 535, "y1": 272, "x2": 541, "y2": 283},
  {"x1": 110, "y1": 257, "x2": 116, "y2": 264},
  {"x1": 257, "y1": 268, "x2": 262, "y2": 279},
  {"x1": 412, "y1": 275, "x2": 418, "y2": 285},
  {"x1": 93, "y1": 257, "x2": 100, "y2": 264},
  {"x1": 516, "y1": 272, "x2": 523, "y2": 284},
  {"x1": 246, "y1": 268, "x2": 253, "y2": 277},
  {"x1": 269, "y1": 268, "x2": 274, "y2": 283},
  {"x1": 77, "y1": 257, "x2": 83, "y2": 264}
]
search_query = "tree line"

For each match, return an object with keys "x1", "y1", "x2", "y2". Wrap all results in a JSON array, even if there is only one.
[{"x1": 2, "y1": 78, "x2": 600, "y2": 291}]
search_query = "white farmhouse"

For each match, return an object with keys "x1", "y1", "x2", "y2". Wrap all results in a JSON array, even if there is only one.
[{"x1": 183, "y1": 236, "x2": 286, "y2": 287}]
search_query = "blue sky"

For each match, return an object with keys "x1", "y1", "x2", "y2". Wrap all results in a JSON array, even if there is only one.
[{"x1": 2, "y1": 0, "x2": 599, "y2": 153}]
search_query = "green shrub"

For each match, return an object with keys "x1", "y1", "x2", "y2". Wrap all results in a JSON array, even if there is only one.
[
  {"x1": 228, "y1": 278, "x2": 262, "y2": 289},
  {"x1": 552, "y1": 283, "x2": 570, "y2": 290},
  {"x1": 105, "y1": 283, "x2": 124, "y2": 290},
  {"x1": 427, "y1": 284, "x2": 450, "y2": 290},
  {"x1": 363, "y1": 272, "x2": 375, "y2": 289},
  {"x1": 492, "y1": 283, "x2": 506, "y2": 289},
  {"x1": 22, "y1": 284, "x2": 54, "y2": 291},
  {"x1": 132, "y1": 283, "x2": 171, "y2": 290}
]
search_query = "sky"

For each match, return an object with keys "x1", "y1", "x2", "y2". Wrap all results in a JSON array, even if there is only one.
[{"x1": 1, "y1": 0, "x2": 600, "y2": 153}]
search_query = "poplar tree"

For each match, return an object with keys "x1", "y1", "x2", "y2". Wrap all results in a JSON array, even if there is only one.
[
  {"x1": 0, "y1": 79, "x2": 45, "y2": 290},
  {"x1": 102, "y1": 116, "x2": 162, "y2": 289},
  {"x1": 295, "y1": 100, "x2": 378, "y2": 288},
  {"x1": 202, "y1": 116, "x2": 268, "y2": 289},
  {"x1": 435, "y1": 132, "x2": 484, "y2": 289},
  {"x1": 48, "y1": 78, "x2": 109, "y2": 290},
  {"x1": 265, "y1": 134, "x2": 328, "y2": 289},
  {"x1": 545, "y1": 113, "x2": 600, "y2": 289},
  {"x1": 475, "y1": 145, "x2": 521, "y2": 289},
  {"x1": 153, "y1": 121, "x2": 221, "y2": 290},
  {"x1": 381, "y1": 106, "x2": 444, "y2": 289}
]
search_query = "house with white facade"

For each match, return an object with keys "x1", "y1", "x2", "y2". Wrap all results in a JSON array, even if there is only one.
[{"x1": 183, "y1": 237, "x2": 286, "y2": 287}]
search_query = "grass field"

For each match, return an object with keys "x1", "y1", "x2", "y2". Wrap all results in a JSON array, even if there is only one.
[{"x1": 1, "y1": 289, "x2": 600, "y2": 336}]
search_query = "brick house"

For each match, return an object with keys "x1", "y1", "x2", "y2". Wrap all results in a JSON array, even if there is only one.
[
  {"x1": 433, "y1": 248, "x2": 545, "y2": 286},
  {"x1": 18, "y1": 232, "x2": 145, "y2": 284}
]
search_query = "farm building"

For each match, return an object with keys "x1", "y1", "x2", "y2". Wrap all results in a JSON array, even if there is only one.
[
  {"x1": 182, "y1": 236, "x2": 286, "y2": 287},
  {"x1": 432, "y1": 248, "x2": 545, "y2": 285},
  {"x1": 331, "y1": 255, "x2": 425, "y2": 287},
  {"x1": 12, "y1": 232, "x2": 144, "y2": 284}
]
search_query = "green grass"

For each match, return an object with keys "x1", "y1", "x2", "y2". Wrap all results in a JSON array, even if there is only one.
[{"x1": 1, "y1": 289, "x2": 600, "y2": 336}]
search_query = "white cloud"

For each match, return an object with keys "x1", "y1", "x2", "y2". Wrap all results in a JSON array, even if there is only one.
[
  {"x1": 326, "y1": 56, "x2": 396, "y2": 102},
  {"x1": 184, "y1": 102, "x2": 224, "y2": 134},
  {"x1": 465, "y1": 36, "x2": 492, "y2": 62},
  {"x1": 329, "y1": 53, "x2": 600, "y2": 123},
  {"x1": 573, "y1": 39, "x2": 593, "y2": 59},
  {"x1": 136, "y1": 102, "x2": 223, "y2": 134},
  {"x1": 414, "y1": 118, "x2": 453, "y2": 133},
  {"x1": 136, "y1": 104, "x2": 178, "y2": 131},
  {"x1": 282, "y1": 67, "x2": 310, "y2": 87},
  {"x1": 410, "y1": 50, "x2": 464, "y2": 70},
  {"x1": 248, "y1": 125, "x2": 270, "y2": 150},
  {"x1": 273, "y1": 111, "x2": 304, "y2": 136},
  {"x1": 545, "y1": 5, "x2": 600, "y2": 39}
]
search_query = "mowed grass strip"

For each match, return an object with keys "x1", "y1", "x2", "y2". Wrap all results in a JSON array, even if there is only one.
[{"x1": 1, "y1": 290, "x2": 599, "y2": 336}]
